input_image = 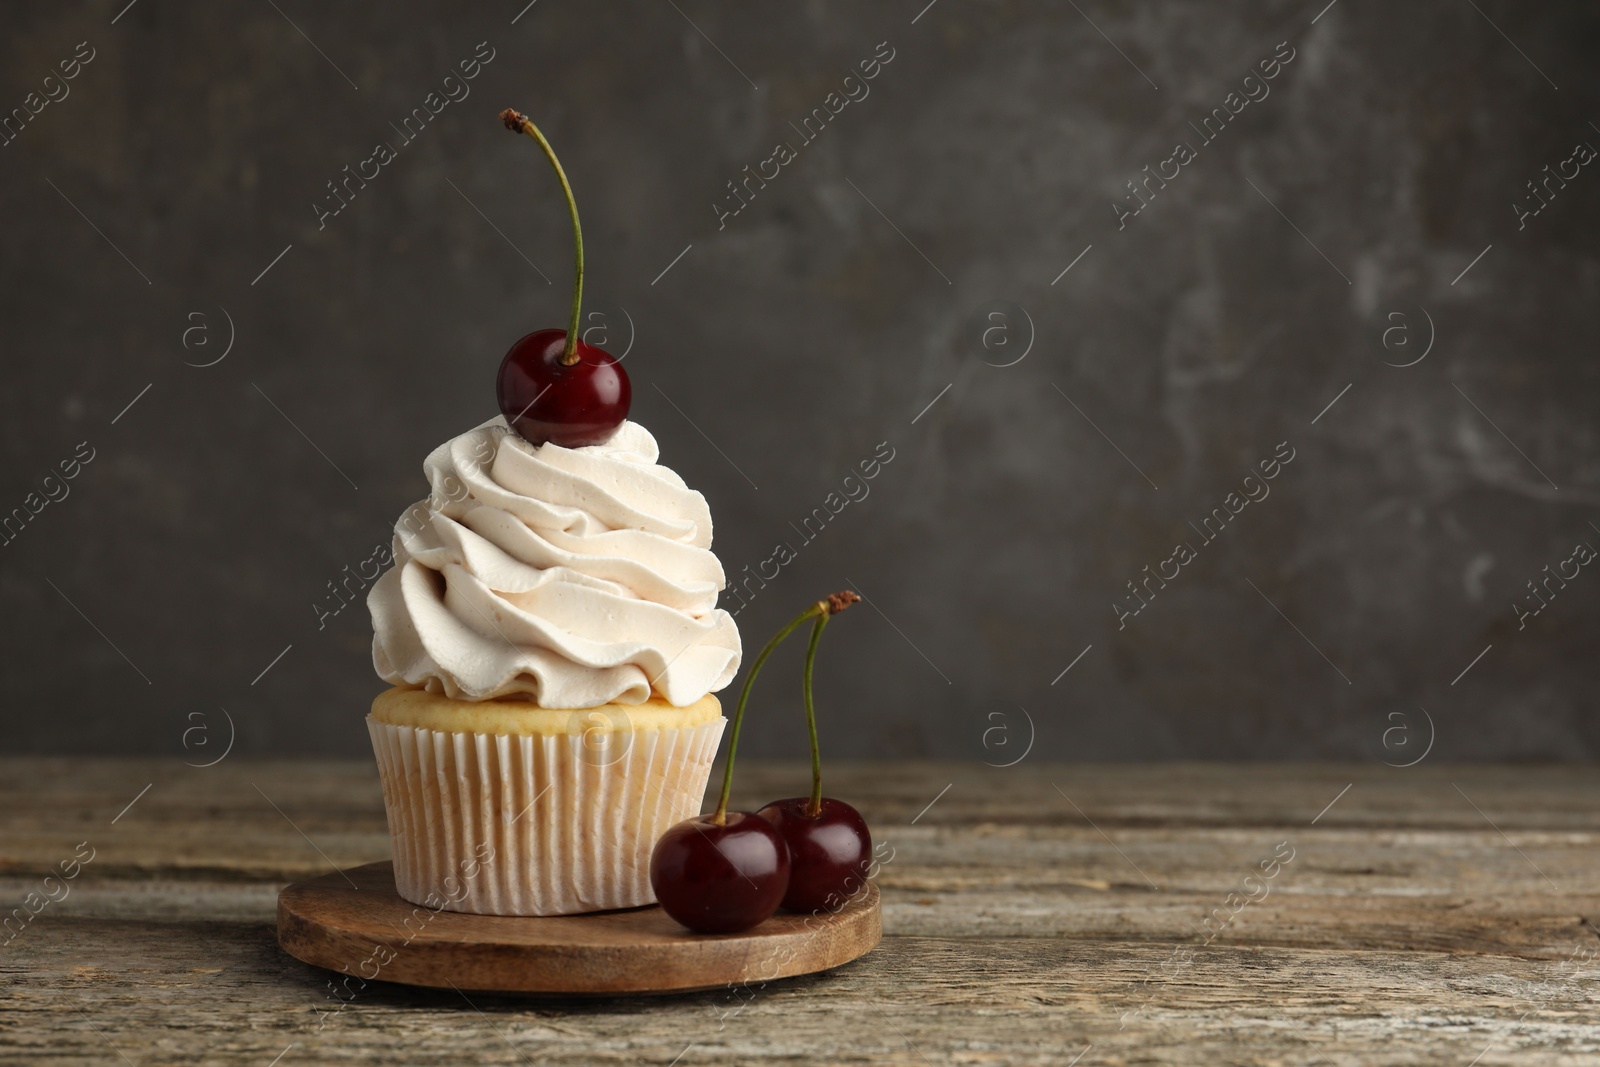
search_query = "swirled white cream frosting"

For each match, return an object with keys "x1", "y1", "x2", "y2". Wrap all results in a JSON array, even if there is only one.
[{"x1": 368, "y1": 417, "x2": 741, "y2": 707}]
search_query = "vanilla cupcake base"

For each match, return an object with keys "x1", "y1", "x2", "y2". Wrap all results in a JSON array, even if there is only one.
[{"x1": 367, "y1": 687, "x2": 724, "y2": 917}]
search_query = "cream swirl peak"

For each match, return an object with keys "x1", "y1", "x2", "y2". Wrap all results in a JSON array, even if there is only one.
[{"x1": 368, "y1": 417, "x2": 741, "y2": 706}]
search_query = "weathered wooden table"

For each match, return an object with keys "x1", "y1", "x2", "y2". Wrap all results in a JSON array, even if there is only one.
[{"x1": 3, "y1": 760, "x2": 1598, "y2": 1064}]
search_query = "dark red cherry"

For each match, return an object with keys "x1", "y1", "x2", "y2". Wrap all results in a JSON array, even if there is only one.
[
  {"x1": 649, "y1": 812, "x2": 790, "y2": 934},
  {"x1": 495, "y1": 328, "x2": 630, "y2": 447},
  {"x1": 756, "y1": 797, "x2": 872, "y2": 914}
]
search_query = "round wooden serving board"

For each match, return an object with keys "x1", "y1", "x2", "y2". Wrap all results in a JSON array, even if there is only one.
[{"x1": 277, "y1": 861, "x2": 881, "y2": 995}]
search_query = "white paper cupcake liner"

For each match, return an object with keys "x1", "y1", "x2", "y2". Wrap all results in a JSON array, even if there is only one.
[{"x1": 367, "y1": 715, "x2": 724, "y2": 916}]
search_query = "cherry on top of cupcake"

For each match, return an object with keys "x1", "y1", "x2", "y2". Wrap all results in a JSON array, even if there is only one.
[{"x1": 495, "y1": 108, "x2": 630, "y2": 449}]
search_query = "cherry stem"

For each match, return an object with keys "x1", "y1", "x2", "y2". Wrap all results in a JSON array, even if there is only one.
[
  {"x1": 711, "y1": 591, "x2": 859, "y2": 826},
  {"x1": 712, "y1": 604, "x2": 818, "y2": 825},
  {"x1": 501, "y1": 108, "x2": 584, "y2": 365},
  {"x1": 802, "y1": 614, "x2": 828, "y2": 817}
]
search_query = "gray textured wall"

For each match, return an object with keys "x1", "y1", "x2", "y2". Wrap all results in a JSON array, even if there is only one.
[{"x1": 2, "y1": 1, "x2": 1596, "y2": 763}]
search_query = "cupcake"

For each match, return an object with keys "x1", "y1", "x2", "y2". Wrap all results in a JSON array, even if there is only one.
[
  {"x1": 365, "y1": 415, "x2": 741, "y2": 915},
  {"x1": 364, "y1": 106, "x2": 743, "y2": 915}
]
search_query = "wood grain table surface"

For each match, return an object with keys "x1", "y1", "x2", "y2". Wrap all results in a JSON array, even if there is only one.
[{"x1": 3, "y1": 759, "x2": 1599, "y2": 1065}]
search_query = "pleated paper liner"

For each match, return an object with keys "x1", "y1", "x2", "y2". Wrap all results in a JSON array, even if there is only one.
[{"x1": 367, "y1": 716, "x2": 724, "y2": 916}]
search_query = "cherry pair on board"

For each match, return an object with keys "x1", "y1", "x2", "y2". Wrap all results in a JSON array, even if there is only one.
[{"x1": 651, "y1": 593, "x2": 874, "y2": 934}]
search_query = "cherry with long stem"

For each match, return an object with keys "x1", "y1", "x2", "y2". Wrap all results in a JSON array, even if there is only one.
[
  {"x1": 494, "y1": 108, "x2": 629, "y2": 447},
  {"x1": 800, "y1": 613, "x2": 829, "y2": 816},
  {"x1": 650, "y1": 592, "x2": 861, "y2": 932},
  {"x1": 713, "y1": 595, "x2": 850, "y2": 824},
  {"x1": 500, "y1": 108, "x2": 584, "y2": 365},
  {"x1": 754, "y1": 591, "x2": 874, "y2": 914}
]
